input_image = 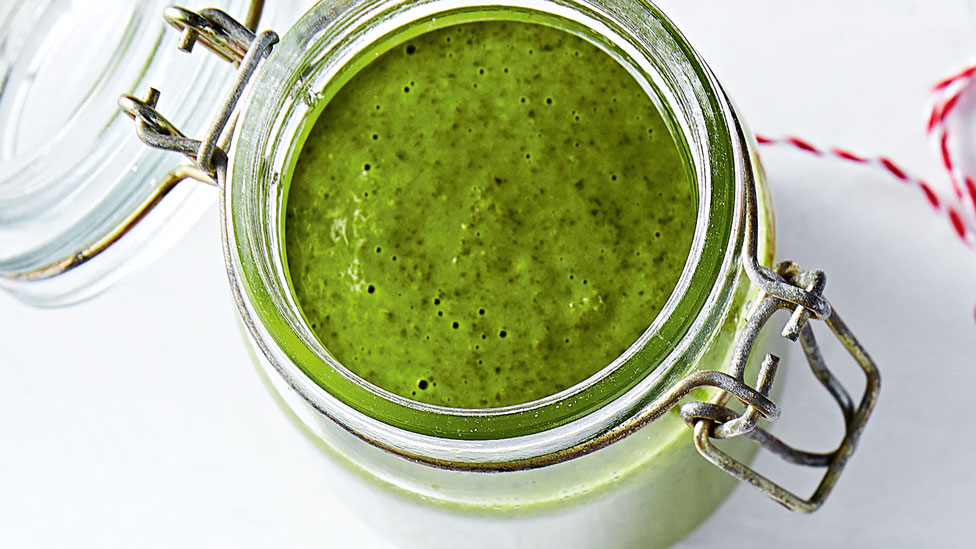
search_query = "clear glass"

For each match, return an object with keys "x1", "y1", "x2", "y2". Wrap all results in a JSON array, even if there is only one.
[
  {"x1": 226, "y1": 0, "x2": 774, "y2": 546},
  {"x1": 0, "y1": 0, "x2": 310, "y2": 306}
]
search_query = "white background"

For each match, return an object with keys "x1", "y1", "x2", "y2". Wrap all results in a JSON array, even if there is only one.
[{"x1": 3, "y1": 1, "x2": 975, "y2": 547}]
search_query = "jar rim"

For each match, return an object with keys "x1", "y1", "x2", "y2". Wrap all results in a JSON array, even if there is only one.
[{"x1": 226, "y1": 0, "x2": 749, "y2": 463}]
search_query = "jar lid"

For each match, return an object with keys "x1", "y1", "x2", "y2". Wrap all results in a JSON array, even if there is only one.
[{"x1": 0, "y1": 0, "x2": 310, "y2": 306}]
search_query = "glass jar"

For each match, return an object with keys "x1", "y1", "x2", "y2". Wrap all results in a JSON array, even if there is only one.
[
  {"x1": 218, "y1": 0, "x2": 877, "y2": 546},
  {"x1": 3, "y1": 0, "x2": 880, "y2": 546}
]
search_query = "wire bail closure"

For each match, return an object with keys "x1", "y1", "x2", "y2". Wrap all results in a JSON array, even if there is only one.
[
  {"x1": 110, "y1": 5, "x2": 881, "y2": 514},
  {"x1": 677, "y1": 118, "x2": 882, "y2": 512},
  {"x1": 680, "y1": 260, "x2": 881, "y2": 512}
]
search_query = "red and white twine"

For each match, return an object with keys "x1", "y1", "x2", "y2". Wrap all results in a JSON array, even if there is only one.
[
  {"x1": 754, "y1": 64, "x2": 976, "y2": 321},
  {"x1": 926, "y1": 64, "x2": 976, "y2": 244}
]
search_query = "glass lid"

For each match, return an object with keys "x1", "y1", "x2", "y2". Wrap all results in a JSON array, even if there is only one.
[{"x1": 0, "y1": 0, "x2": 312, "y2": 306}]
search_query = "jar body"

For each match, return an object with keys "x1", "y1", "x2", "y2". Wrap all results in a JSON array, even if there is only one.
[{"x1": 225, "y1": 0, "x2": 776, "y2": 546}]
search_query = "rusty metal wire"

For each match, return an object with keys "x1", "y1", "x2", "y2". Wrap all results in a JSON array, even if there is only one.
[
  {"x1": 122, "y1": 8, "x2": 278, "y2": 173},
  {"x1": 675, "y1": 111, "x2": 881, "y2": 512}
]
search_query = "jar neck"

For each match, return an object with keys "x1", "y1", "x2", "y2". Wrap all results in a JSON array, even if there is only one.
[{"x1": 225, "y1": 0, "x2": 750, "y2": 466}]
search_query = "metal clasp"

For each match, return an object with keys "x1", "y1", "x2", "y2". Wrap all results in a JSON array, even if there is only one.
[
  {"x1": 677, "y1": 119, "x2": 881, "y2": 512},
  {"x1": 680, "y1": 261, "x2": 880, "y2": 512},
  {"x1": 164, "y1": 6, "x2": 258, "y2": 64},
  {"x1": 119, "y1": 6, "x2": 279, "y2": 174}
]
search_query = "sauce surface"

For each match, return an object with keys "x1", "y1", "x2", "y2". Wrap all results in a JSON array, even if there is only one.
[{"x1": 285, "y1": 21, "x2": 695, "y2": 408}]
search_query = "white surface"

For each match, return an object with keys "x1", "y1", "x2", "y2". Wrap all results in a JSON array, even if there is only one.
[{"x1": 3, "y1": 1, "x2": 975, "y2": 547}]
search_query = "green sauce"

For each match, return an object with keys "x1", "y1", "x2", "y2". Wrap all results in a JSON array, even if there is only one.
[{"x1": 284, "y1": 21, "x2": 695, "y2": 408}]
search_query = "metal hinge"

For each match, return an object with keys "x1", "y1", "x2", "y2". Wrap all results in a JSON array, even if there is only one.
[{"x1": 118, "y1": 6, "x2": 279, "y2": 176}]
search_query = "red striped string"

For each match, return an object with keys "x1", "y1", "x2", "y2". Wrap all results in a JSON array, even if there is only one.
[
  {"x1": 755, "y1": 133, "x2": 975, "y2": 245},
  {"x1": 755, "y1": 63, "x2": 976, "y2": 322}
]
